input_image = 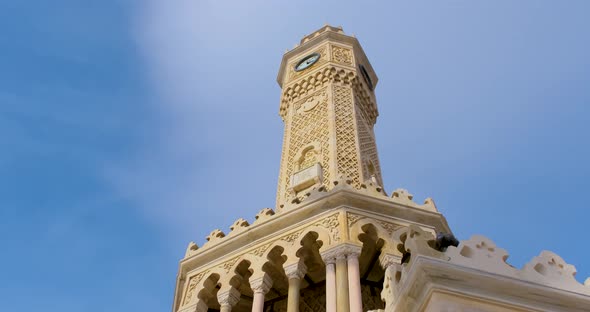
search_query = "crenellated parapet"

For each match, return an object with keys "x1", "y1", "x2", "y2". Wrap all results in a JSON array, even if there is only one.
[{"x1": 386, "y1": 231, "x2": 590, "y2": 311}]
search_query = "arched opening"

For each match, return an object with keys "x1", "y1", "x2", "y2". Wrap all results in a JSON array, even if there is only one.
[{"x1": 357, "y1": 223, "x2": 386, "y2": 310}]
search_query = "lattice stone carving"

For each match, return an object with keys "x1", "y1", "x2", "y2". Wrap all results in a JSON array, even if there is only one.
[
  {"x1": 280, "y1": 87, "x2": 331, "y2": 202},
  {"x1": 334, "y1": 85, "x2": 361, "y2": 188},
  {"x1": 355, "y1": 96, "x2": 383, "y2": 185}
]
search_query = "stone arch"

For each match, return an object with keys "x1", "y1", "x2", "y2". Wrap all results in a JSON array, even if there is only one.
[
  {"x1": 260, "y1": 240, "x2": 294, "y2": 264},
  {"x1": 228, "y1": 254, "x2": 266, "y2": 279},
  {"x1": 184, "y1": 269, "x2": 224, "y2": 312},
  {"x1": 349, "y1": 218, "x2": 398, "y2": 253},
  {"x1": 296, "y1": 225, "x2": 333, "y2": 253}
]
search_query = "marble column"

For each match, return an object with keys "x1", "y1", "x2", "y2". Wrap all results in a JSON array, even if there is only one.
[
  {"x1": 217, "y1": 287, "x2": 240, "y2": 312},
  {"x1": 321, "y1": 253, "x2": 337, "y2": 312},
  {"x1": 347, "y1": 249, "x2": 363, "y2": 312},
  {"x1": 284, "y1": 261, "x2": 307, "y2": 312},
  {"x1": 336, "y1": 252, "x2": 350, "y2": 312},
  {"x1": 250, "y1": 274, "x2": 273, "y2": 312}
]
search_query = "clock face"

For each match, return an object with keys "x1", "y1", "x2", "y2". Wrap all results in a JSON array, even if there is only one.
[{"x1": 294, "y1": 53, "x2": 320, "y2": 72}]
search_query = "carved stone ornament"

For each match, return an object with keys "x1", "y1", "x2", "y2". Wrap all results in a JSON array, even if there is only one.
[
  {"x1": 296, "y1": 89, "x2": 328, "y2": 115},
  {"x1": 321, "y1": 243, "x2": 362, "y2": 262},
  {"x1": 182, "y1": 270, "x2": 209, "y2": 306},
  {"x1": 222, "y1": 257, "x2": 240, "y2": 273},
  {"x1": 331, "y1": 45, "x2": 353, "y2": 66},
  {"x1": 250, "y1": 243, "x2": 271, "y2": 258},
  {"x1": 284, "y1": 261, "x2": 308, "y2": 279},
  {"x1": 347, "y1": 212, "x2": 364, "y2": 227},
  {"x1": 281, "y1": 230, "x2": 304, "y2": 243},
  {"x1": 250, "y1": 274, "x2": 273, "y2": 294},
  {"x1": 217, "y1": 287, "x2": 241, "y2": 308},
  {"x1": 314, "y1": 213, "x2": 340, "y2": 241}
]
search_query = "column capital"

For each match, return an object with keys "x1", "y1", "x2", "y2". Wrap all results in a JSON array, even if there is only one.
[
  {"x1": 284, "y1": 261, "x2": 307, "y2": 280},
  {"x1": 321, "y1": 243, "x2": 362, "y2": 262},
  {"x1": 378, "y1": 253, "x2": 402, "y2": 269},
  {"x1": 250, "y1": 274, "x2": 273, "y2": 295},
  {"x1": 217, "y1": 287, "x2": 240, "y2": 308}
]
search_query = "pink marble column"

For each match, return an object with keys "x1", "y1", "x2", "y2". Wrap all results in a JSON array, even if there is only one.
[
  {"x1": 347, "y1": 250, "x2": 363, "y2": 312},
  {"x1": 321, "y1": 253, "x2": 337, "y2": 312},
  {"x1": 336, "y1": 252, "x2": 350, "y2": 312},
  {"x1": 250, "y1": 274, "x2": 273, "y2": 312},
  {"x1": 284, "y1": 261, "x2": 307, "y2": 312}
]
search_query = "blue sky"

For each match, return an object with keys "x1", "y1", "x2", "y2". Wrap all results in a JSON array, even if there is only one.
[{"x1": 1, "y1": 1, "x2": 589, "y2": 311}]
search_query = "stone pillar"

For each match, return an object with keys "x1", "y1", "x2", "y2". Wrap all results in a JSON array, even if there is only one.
[
  {"x1": 347, "y1": 248, "x2": 363, "y2": 312},
  {"x1": 217, "y1": 287, "x2": 240, "y2": 312},
  {"x1": 321, "y1": 253, "x2": 337, "y2": 312},
  {"x1": 284, "y1": 261, "x2": 307, "y2": 312},
  {"x1": 336, "y1": 252, "x2": 350, "y2": 312},
  {"x1": 379, "y1": 253, "x2": 402, "y2": 311},
  {"x1": 250, "y1": 274, "x2": 273, "y2": 312}
]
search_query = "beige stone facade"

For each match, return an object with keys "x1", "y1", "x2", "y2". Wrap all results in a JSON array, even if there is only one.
[{"x1": 172, "y1": 26, "x2": 590, "y2": 312}]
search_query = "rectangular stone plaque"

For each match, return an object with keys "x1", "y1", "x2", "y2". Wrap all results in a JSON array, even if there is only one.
[{"x1": 290, "y1": 163, "x2": 322, "y2": 192}]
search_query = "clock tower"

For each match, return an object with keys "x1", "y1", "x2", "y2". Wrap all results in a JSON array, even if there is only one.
[
  {"x1": 172, "y1": 25, "x2": 590, "y2": 312},
  {"x1": 275, "y1": 25, "x2": 383, "y2": 208}
]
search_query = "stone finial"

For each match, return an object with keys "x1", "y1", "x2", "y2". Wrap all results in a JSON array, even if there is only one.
[
  {"x1": 203, "y1": 229, "x2": 225, "y2": 247},
  {"x1": 445, "y1": 235, "x2": 516, "y2": 276},
  {"x1": 391, "y1": 188, "x2": 413, "y2": 202},
  {"x1": 391, "y1": 188, "x2": 438, "y2": 211},
  {"x1": 422, "y1": 197, "x2": 438, "y2": 212},
  {"x1": 521, "y1": 251, "x2": 580, "y2": 291},
  {"x1": 184, "y1": 241, "x2": 199, "y2": 258},
  {"x1": 229, "y1": 218, "x2": 249, "y2": 235},
  {"x1": 254, "y1": 208, "x2": 275, "y2": 224}
]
